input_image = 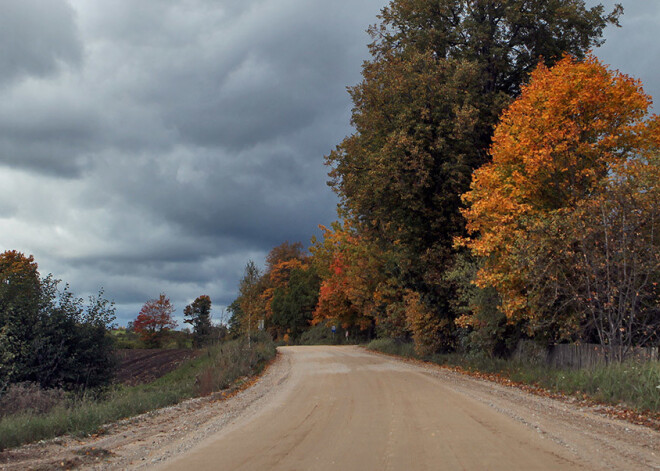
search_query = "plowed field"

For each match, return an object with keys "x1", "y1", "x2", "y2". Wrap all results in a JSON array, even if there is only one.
[{"x1": 115, "y1": 349, "x2": 202, "y2": 386}]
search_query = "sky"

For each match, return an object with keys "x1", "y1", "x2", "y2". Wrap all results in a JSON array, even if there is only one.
[{"x1": 0, "y1": 0, "x2": 658, "y2": 327}]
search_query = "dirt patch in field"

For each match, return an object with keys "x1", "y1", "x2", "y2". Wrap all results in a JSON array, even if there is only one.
[{"x1": 114, "y1": 349, "x2": 203, "y2": 386}]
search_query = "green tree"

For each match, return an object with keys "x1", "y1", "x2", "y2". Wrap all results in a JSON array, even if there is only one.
[
  {"x1": 271, "y1": 267, "x2": 320, "y2": 339},
  {"x1": 184, "y1": 295, "x2": 212, "y2": 347},
  {"x1": 326, "y1": 0, "x2": 621, "y2": 351},
  {"x1": 0, "y1": 251, "x2": 116, "y2": 391}
]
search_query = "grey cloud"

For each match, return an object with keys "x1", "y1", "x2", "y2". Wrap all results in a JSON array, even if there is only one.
[
  {"x1": 0, "y1": 0, "x2": 82, "y2": 86},
  {"x1": 591, "y1": 0, "x2": 660, "y2": 106}
]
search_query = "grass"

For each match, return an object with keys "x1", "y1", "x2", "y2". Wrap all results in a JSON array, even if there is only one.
[
  {"x1": 367, "y1": 338, "x2": 660, "y2": 412},
  {"x1": 0, "y1": 335, "x2": 276, "y2": 451}
]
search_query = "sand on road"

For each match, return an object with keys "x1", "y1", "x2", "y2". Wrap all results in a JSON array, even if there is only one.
[{"x1": 154, "y1": 346, "x2": 660, "y2": 471}]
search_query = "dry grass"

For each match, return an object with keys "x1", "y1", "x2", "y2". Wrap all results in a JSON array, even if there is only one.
[{"x1": 0, "y1": 383, "x2": 65, "y2": 417}]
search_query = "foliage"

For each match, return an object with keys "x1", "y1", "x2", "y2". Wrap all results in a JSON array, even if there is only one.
[
  {"x1": 237, "y1": 260, "x2": 264, "y2": 339},
  {"x1": 184, "y1": 295, "x2": 213, "y2": 347},
  {"x1": 255, "y1": 241, "x2": 312, "y2": 339},
  {"x1": 270, "y1": 266, "x2": 320, "y2": 339},
  {"x1": 0, "y1": 251, "x2": 116, "y2": 392},
  {"x1": 226, "y1": 298, "x2": 244, "y2": 337},
  {"x1": 404, "y1": 290, "x2": 451, "y2": 356},
  {"x1": 445, "y1": 253, "x2": 521, "y2": 357},
  {"x1": 326, "y1": 0, "x2": 622, "y2": 353},
  {"x1": 133, "y1": 294, "x2": 177, "y2": 348},
  {"x1": 312, "y1": 222, "x2": 382, "y2": 333},
  {"x1": 462, "y1": 55, "x2": 660, "y2": 358}
]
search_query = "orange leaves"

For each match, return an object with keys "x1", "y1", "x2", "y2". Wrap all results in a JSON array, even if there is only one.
[
  {"x1": 462, "y1": 54, "x2": 660, "y2": 326},
  {"x1": 133, "y1": 294, "x2": 177, "y2": 347},
  {"x1": 312, "y1": 221, "x2": 380, "y2": 331}
]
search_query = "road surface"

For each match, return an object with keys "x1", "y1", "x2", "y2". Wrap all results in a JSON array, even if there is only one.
[{"x1": 154, "y1": 346, "x2": 659, "y2": 470}]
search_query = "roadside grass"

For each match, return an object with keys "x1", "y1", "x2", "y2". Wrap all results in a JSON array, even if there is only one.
[
  {"x1": 0, "y1": 335, "x2": 276, "y2": 451},
  {"x1": 367, "y1": 338, "x2": 660, "y2": 412}
]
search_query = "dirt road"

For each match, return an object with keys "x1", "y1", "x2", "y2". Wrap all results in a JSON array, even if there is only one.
[
  {"x1": 154, "y1": 346, "x2": 659, "y2": 470},
  {"x1": 3, "y1": 346, "x2": 658, "y2": 470}
]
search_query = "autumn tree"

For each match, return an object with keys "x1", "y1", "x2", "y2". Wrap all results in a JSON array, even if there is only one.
[
  {"x1": 326, "y1": 0, "x2": 622, "y2": 351},
  {"x1": 134, "y1": 294, "x2": 177, "y2": 348},
  {"x1": 462, "y1": 55, "x2": 660, "y2": 358},
  {"x1": 184, "y1": 295, "x2": 212, "y2": 347},
  {"x1": 312, "y1": 222, "x2": 386, "y2": 336},
  {"x1": 260, "y1": 242, "x2": 309, "y2": 329}
]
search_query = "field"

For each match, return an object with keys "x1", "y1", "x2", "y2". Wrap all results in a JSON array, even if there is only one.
[
  {"x1": 0, "y1": 336, "x2": 276, "y2": 452},
  {"x1": 114, "y1": 349, "x2": 203, "y2": 386}
]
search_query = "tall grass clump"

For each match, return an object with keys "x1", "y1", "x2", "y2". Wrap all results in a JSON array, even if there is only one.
[
  {"x1": 195, "y1": 332, "x2": 276, "y2": 395},
  {"x1": 0, "y1": 334, "x2": 276, "y2": 451}
]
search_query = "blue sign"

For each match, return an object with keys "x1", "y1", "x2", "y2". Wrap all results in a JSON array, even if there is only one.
[{"x1": 331, "y1": 325, "x2": 336, "y2": 333}]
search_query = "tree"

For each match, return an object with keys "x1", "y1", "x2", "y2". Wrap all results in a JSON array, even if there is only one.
[
  {"x1": 184, "y1": 295, "x2": 212, "y2": 347},
  {"x1": 260, "y1": 242, "x2": 309, "y2": 329},
  {"x1": 462, "y1": 55, "x2": 660, "y2": 358},
  {"x1": 133, "y1": 294, "x2": 177, "y2": 348},
  {"x1": 326, "y1": 0, "x2": 622, "y2": 351},
  {"x1": 271, "y1": 267, "x2": 320, "y2": 339},
  {"x1": 265, "y1": 241, "x2": 307, "y2": 272},
  {"x1": 238, "y1": 260, "x2": 264, "y2": 345},
  {"x1": 312, "y1": 222, "x2": 384, "y2": 335},
  {"x1": 0, "y1": 251, "x2": 116, "y2": 391}
]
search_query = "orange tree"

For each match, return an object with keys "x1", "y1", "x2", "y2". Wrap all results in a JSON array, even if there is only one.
[
  {"x1": 134, "y1": 294, "x2": 177, "y2": 348},
  {"x1": 462, "y1": 55, "x2": 660, "y2": 355}
]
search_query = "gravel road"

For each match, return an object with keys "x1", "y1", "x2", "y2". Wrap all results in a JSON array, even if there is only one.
[{"x1": 2, "y1": 346, "x2": 659, "y2": 470}]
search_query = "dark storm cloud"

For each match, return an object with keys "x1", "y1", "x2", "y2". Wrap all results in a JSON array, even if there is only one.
[
  {"x1": 1, "y1": 0, "x2": 657, "y2": 326},
  {"x1": 0, "y1": 0, "x2": 82, "y2": 87},
  {"x1": 0, "y1": 0, "x2": 385, "y2": 325}
]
